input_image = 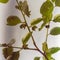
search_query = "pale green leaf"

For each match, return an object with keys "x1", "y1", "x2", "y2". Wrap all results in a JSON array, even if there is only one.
[
  {"x1": 30, "y1": 18, "x2": 42, "y2": 26},
  {"x1": 0, "y1": 0, "x2": 8, "y2": 3},
  {"x1": 7, "y1": 16, "x2": 21, "y2": 26},
  {"x1": 50, "y1": 27, "x2": 60, "y2": 35},
  {"x1": 22, "y1": 32, "x2": 31, "y2": 44},
  {"x1": 34, "y1": 57, "x2": 40, "y2": 60},
  {"x1": 3, "y1": 47, "x2": 13, "y2": 58},
  {"x1": 53, "y1": 14, "x2": 60, "y2": 22},
  {"x1": 48, "y1": 47, "x2": 60, "y2": 54}
]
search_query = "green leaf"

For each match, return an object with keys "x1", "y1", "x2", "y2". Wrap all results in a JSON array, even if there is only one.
[
  {"x1": 53, "y1": 14, "x2": 60, "y2": 22},
  {"x1": 30, "y1": 18, "x2": 42, "y2": 26},
  {"x1": 55, "y1": 0, "x2": 60, "y2": 7},
  {"x1": 0, "y1": 0, "x2": 8, "y2": 3},
  {"x1": 22, "y1": 32, "x2": 32, "y2": 44},
  {"x1": 43, "y1": 52, "x2": 54, "y2": 60},
  {"x1": 3, "y1": 47, "x2": 13, "y2": 58},
  {"x1": 51, "y1": 0, "x2": 56, "y2": 2},
  {"x1": 39, "y1": 22, "x2": 46, "y2": 31},
  {"x1": 8, "y1": 51, "x2": 20, "y2": 60},
  {"x1": 42, "y1": 13, "x2": 52, "y2": 23},
  {"x1": 34, "y1": 57, "x2": 40, "y2": 60},
  {"x1": 40, "y1": 1, "x2": 54, "y2": 16},
  {"x1": 51, "y1": 58, "x2": 55, "y2": 60},
  {"x1": 7, "y1": 16, "x2": 21, "y2": 26},
  {"x1": 48, "y1": 47, "x2": 60, "y2": 54},
  {"x1": 42, "y1": 42, "x2": 48, "y2": 52},
  {"x1": 50, "y1": 27, "x2": 60, "y2": 35}
]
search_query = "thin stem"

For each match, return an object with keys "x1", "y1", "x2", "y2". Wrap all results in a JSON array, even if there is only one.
[
  {"x1": 45, "y1": 23, "x2": 50, "y2": 42},
  {"x1": 11, "y1": 47, "x2": 38, "y2": 51},
  {"x1": 45, "y1": 28, "x2": 49, "y2": 42},
  {"x1": 0, "y1": 45, "x2": 37, "y2": 51}
]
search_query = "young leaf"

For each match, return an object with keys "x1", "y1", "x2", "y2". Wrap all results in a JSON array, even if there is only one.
[
  {"x1": 42, "y1": 42, "x2": 48, "y2": 52},
  {"x1": 50, "y1": 27, "x2": 60, "y2": 35},
  {"x1": 55, "y1": 0, "x2": 60, "y2": 7},
  {"x1": 40, "y1": 1, "x2": 54, "y2": 16},
  {"x1": 30, "y1": 18, "x2": 42, "y2": 26},
  {"x1": 8, "y1": 51, "x2": 20, "y2": 60},
  {"x1": 3, "y1": 47, "x2": 13, "y2": 58},
  {"x1": 34, "y1": 57, "x2": 40, "y2": 60},
  {"x1": 0, "y1": 0, "x2": 9, "y2": 3},
  {"x1": 53, "y1": 14, "x2": 60, "y2": 22},
  {"x1": 22, "y1": 32, "x2": 32, "y2": 44},
  {"x1": 7, "y1": 16, "x2": 21, "y2": 26},
  {"x1": 48, "y1": 47, "x2": 60, "y2": 54},
  {"x1": 39, "y1": 22, "x2": 46, "y2": 31}
]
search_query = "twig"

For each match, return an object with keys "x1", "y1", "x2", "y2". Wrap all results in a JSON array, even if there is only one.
[{"x1": 16, "y1": 0, "x2": 48, "y2": 60}]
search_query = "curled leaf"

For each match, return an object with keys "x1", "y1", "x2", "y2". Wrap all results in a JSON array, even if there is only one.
[
  {"x1": 7, "y1": 16, "x2": 21, "y2": 26},
  {"x1": 20, "y1": 23, "x2": 27, "y2": 29},
  {"x1": 3, "y1": 47, "x2": 13, "y2": 58},
  {"x1": 32, "y1": 26, "x2": 37, "y2": 31},
  {"x1": 22, "y1": 1, "x2": 30, "y2": 17},
  {"x1": 8, "y1": 51, "x2": 20, "y2": 60},
  {"x1": 16, "y1": 1, "x2": 30, "y2": 17}
]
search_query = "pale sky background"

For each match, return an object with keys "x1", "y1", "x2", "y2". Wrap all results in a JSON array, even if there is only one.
[{"x1": 0, "y1": 0, "x2": 60, "y2": 60}]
